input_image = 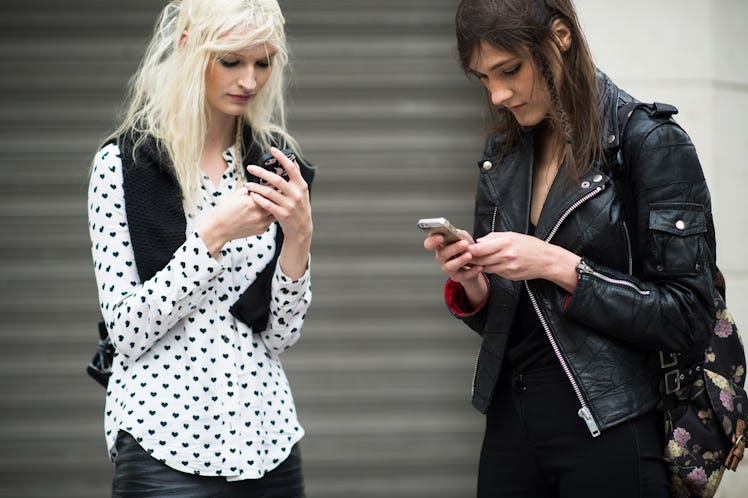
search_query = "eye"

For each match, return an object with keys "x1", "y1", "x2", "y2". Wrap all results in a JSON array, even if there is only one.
[
  {"x1": 467, "y1": 70, "x2": 485, "y2": 82},
  {"x1": 503, "y1": 63, "x2": 522, "y2": 76},
  {"x1": 255, "y1": 59, "x2": 271, "y2": 69},
  {"x1": 218, "y1": 57, "x2": 240, "y2": 68}
]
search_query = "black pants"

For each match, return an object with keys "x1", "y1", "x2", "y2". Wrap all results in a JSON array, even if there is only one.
[
  {"x1": 478, "y1": 365, "x2": 667, "y2": 498},
  {"x1": 112, "y1": 431, "x2": 305, "y2": 498}
]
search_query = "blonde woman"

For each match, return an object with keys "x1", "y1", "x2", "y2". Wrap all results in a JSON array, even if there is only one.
[{"x1": 87, "y1": 1, "x2": 313, "y2": 495}]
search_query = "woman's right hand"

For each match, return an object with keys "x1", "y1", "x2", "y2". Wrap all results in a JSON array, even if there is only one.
[
  {"x1": 197, "y1": 185, "x2": 274, "y2": 259},
  {"x1": 423, "y1": 231, "x2": 484, "y2": 283},
  {"x1": 424, "y1": 231, "x2": 488, "y2": 308}
]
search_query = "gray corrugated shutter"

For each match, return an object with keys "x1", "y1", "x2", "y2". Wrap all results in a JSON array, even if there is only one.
[{"x1": 0, "y1": 1, "x2": 487, "y2": 496}]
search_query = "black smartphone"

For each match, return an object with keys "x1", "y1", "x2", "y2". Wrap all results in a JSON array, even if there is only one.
[{"x1": 245, "y1": 148, "x2": 295, "y2": 185}]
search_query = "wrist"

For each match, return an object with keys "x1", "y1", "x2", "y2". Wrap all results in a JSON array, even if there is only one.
[
  {"x1": 197, "y1": 218, "x2": 227, "y2": 259},
  {"x1": 546, "y1": 244, "x2": 581, "y2": 293},
  {"x1": 462, "y1": 273, "x2": 489, "y2": 309},
  {"x1": 445, "y1": 274, "x2": 489, "y2": 317}
]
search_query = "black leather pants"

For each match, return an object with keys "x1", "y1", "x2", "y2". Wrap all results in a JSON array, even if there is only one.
[{"x1": 112, "y1": 431, "x2": 305, "y2": 498}]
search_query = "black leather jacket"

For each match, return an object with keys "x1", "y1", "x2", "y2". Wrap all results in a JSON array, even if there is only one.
[{"x1": 459, "y1": 72, "x2": 716, "y2": 436}]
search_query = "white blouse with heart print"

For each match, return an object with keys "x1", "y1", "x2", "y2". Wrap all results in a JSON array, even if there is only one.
[{"x1": 88, "y1": 142, "x2": 311, "y2": 480}]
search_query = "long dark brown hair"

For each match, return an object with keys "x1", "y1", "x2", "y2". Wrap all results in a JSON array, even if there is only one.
[{"x1": 456, "y1": 0, "x2": 603, "y2": 181}]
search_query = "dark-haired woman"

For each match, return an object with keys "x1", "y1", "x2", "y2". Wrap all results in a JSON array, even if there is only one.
[{"x1": 423, "y1": 1, "x2": 717, "y2": 496}]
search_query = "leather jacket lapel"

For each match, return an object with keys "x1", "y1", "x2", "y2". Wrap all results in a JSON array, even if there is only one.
[{"x1": 481, "y1": 137, "x2": 534, "y2": 234}]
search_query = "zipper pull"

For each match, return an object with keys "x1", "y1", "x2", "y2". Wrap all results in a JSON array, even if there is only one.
[
  {"x1": 578, "y1": 406, "x2": 601, "y2": 437},
  {"x1": 575, "y1": 259, "x2": 594, "y2": 275}
]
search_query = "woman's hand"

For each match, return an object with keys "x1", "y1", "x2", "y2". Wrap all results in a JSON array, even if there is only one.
[
  {"x1": 246, "y1": 147, "x2": 312, "y2": 279},
  {"x1": 198, "y1": 185, "x2": 275, "y2": 259},
  {"x1": 467, "y1": 232, "x2": 580, "y2": 292},
  {"x1": 423, "y1": 230, "x2": 488, "y2": 308}
]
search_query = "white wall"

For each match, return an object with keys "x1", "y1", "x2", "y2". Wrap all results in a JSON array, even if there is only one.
[{"x1": 574, "y1": 1, "x2": 748, "y2": 495}]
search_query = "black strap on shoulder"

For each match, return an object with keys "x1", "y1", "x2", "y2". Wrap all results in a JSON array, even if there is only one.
[{"x1": 616, "y1": 101, "x2": 678, "y2": 148}]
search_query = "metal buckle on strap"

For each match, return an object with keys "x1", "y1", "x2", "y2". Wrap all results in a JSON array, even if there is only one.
[
  {"x1": 659, "y1": 351, "x2": 678, "y2": 369},
  {"x1": 663, "y1": 369, "x2": 681, "y2": 395}
]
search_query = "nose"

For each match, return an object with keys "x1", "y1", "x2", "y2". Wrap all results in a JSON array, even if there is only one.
[
  {"x1": 238, "y1": 68, "x2": 257, "y2": 92},
  {"x1": 488, "y1": 82, "x2": 512, "y2": 107}
]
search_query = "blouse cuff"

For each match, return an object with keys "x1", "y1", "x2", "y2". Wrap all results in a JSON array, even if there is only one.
[
  {"x1": 444, "y1": 274, "x2": 489, "y2": 317},
  {"x1": 187, "y1": 231, "x2": 226, "y2": 276},
  {"x1": 273, "y1": 253, "x2": 311, "y2": 290}
]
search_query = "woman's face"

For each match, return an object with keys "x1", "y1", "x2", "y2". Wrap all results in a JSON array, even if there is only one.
[
  {"x1": 205, "y1": 43, "x2": 276, "y2": 120},
  {"x1": 468, "y1": 40, "x2": 553, "y2": 128}
]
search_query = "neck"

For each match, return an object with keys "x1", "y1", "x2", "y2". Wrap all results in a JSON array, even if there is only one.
[
  {"x1": 535, "y1": 121, "x2": 564, "y2": 165},
  {"x1": 205, "y1": 114, "x2": 238, "y2": 153}
]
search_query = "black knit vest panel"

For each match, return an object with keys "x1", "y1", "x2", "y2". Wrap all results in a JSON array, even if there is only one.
[{"x1": 112, "y1": 128, "x2": 313, "y2": 332}]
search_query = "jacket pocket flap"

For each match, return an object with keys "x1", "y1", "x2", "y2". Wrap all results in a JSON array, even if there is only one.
[{"x1": 649, "y1": 204, "x2": 706, "y2": 236}]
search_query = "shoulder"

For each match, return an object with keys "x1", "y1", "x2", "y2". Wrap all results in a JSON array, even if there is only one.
[
  {"x1": 91, "y1": 141, "x2": 124, "y2": 183},
  {"x1": 622, "y1": 105, "x2": 705, "y2": 195},
  {"x1": 95, "y1": 140, "x2": 122, "y2": 164},
  {"x1": 482, "y1": 131, "x2": 508, "y2": 159}
]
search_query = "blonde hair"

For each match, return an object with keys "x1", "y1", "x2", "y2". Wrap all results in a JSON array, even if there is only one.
[{"x1": 104, "y1": 0, "x2": 298, "y2": 198}]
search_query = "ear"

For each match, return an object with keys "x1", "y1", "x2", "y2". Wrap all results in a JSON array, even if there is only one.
[
  {"x1": 550, "y1": 19, "x2": 572, "y2": 53},
  {"x1": 179, "y1": 29, "x2": 188, "y2": 48}
]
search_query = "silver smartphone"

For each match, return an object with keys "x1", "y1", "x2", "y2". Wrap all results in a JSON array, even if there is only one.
[{"x1": 417, "y1": 217, "x2": 464, "y2": 244}]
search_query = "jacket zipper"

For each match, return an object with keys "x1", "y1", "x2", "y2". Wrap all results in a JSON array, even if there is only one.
[
  {"x1": 530, "y1": 186, "x2": 605, "y2": 437},
  {"x1": 470, "y1": 206, "x2": 499, "y2": 398},
  {"x1": 575, "y1": 260, "x2": 650, "y2": 296}
]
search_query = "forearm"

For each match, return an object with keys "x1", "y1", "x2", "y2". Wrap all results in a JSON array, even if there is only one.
[
  {"x1": 278, "y1": 232, "x2": 311, "y2": 280},
  {"x1": 258, "y1": 260, "x2": 312, "y2": 354},
  {"x1": 96, "y1": 232, "x2": 223, "y2": 359}
]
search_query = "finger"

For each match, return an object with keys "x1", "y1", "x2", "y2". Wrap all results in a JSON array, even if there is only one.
[
  {"x1": 246, "y1": 165, "x2": 288, "y2": 192},
  {"x1": 467, "y1": 238, "x2": 501, "y2": 258},
  {"x1": 443, "y1": 251, "x2": 474, "y2": 273},
  {"x1": 441, "y1": 239, "x2": 471, "y2": 259},
  {"x1": 248, "y1": 191, "x2": 277, "y2": 213},
  {"x1": 423, "y1": 234, "x2": 445, "y2": 251},
  {"x1": 271, "y1": 147, "x2": 303, "y2": 183}
]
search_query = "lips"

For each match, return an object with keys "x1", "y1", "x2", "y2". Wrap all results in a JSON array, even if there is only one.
[{"x1": 229, "y1": 94, "x2": 254, "y2": 103}]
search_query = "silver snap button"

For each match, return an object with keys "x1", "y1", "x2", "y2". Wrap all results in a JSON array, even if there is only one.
[
  {"x1": 482, "y1": 160, "x2": 493, "y2": 171},
  {"x1": 675, "y1": 220, "x2": 686, "y2": 230},
  {"x1": 607, "y1": 134, "x2": 616, "y2": 144},
  {"x1": 581, "y1": 181, "x2": 590, "y2": 188},
  {"x1": 592, "y1": 174, "x2": 603, "y2": 182}
]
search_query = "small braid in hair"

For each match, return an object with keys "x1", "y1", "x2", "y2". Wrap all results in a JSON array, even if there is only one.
[{"x1": 532, "y1": 46, "x2": 572, "y2": 145}]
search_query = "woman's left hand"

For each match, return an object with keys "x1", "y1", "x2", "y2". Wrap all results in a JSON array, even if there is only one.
[
  {"x1": 246, "y1": 147, "x2": 312, "y2": 279},
  {"x1": 468, "y1": 231, "x2": 581, "y2": 292}
]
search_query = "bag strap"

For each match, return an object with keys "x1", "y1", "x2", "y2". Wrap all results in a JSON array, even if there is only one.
[{"x1": 612, "y1": 100, "x2": 687, "y2": 399}]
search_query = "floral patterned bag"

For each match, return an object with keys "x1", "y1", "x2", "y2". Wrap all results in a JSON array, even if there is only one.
[
  {"x1": 614, "y1": 100, "x2": 746, "y2": 497},
  {"x1": 661, "y1": 286, "x2": 746, "y2": 498}
]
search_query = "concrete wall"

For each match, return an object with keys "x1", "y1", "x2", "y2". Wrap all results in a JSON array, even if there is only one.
[{"x1": 575, "y1": 1, "x2": 748, "y2": 495}]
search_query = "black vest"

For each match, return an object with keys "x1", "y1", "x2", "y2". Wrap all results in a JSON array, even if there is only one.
[{"x1": 115, "y1": 127, "x2": 314, "y2": 331}]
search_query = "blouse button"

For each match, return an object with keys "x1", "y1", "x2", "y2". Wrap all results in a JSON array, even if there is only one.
[
  {"x1": 581, "y1": 181, "x2": 590, "y2": 188},
  {"x1": 482, "y1": 160, "x2": 493, "y2": 171},
  {"x1": 607, "y1": 134, "x2": 616, "y2": 144},
  {"x1": 675, "y1": 220, "x2": 686, "y2": 231},
  {"x1": 592, "y1": 174, "x2": 603, "y2": 182}
]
